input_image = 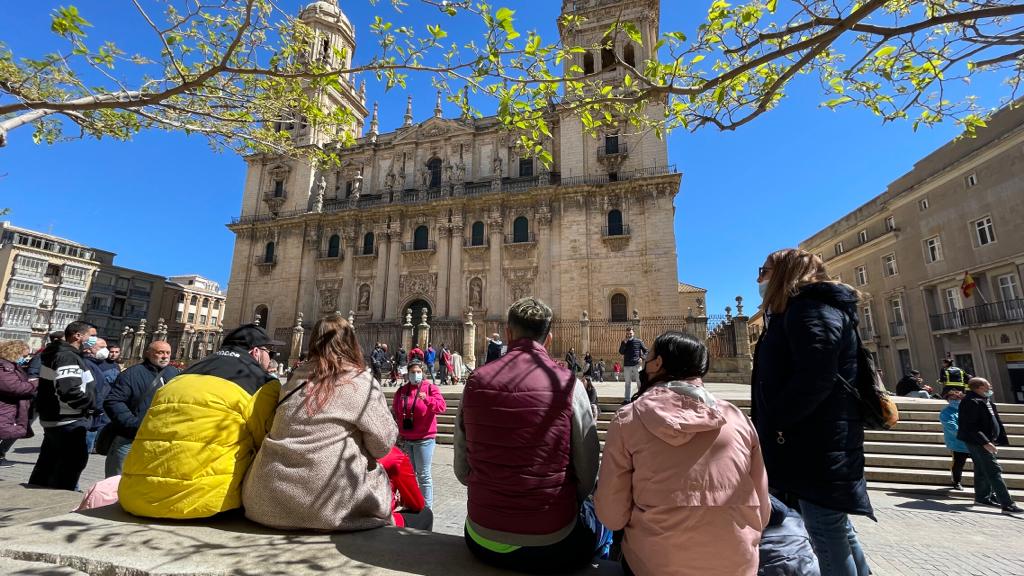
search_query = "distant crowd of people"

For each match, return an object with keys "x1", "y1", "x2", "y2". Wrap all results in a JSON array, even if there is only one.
[{"x1": 1, "y1": 248, "x2": 1021, "y2": 576}]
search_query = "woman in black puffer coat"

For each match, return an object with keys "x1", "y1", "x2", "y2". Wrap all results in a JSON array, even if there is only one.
[{"x1": 751, "y1": 249, "x2": 873, "y2": 576}]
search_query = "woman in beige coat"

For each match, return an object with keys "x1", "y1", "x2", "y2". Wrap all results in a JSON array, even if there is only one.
[
  {"x1": 242, "y1": 313, "x2": 398, "y2": 531},
  {"x1": 596, "y1": 332, "x2": 771, "y2": 576}
]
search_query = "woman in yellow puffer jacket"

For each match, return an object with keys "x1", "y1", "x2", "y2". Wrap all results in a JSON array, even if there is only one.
[{"x1": 118, "y1": 325, "x2": 280, "y2": 519}]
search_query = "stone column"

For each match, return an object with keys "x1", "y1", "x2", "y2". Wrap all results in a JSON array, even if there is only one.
[
  {"x1": 339, "y1": 232, "x2": 356, "y2": 314},
  {"x1": 733, "y1": 297, "x2": 751, "y2": 358},
  {"x1": 580, "y1": 310, "x2": 591, "y2": 355},
  {"x1": 417, "y1": 309, "x2": 430, "y2": 349},
  {"x1": 290, "y1": 313, "x2": 304, "y2": 363},
  {"x1": 436, "y1": 226, "x2": 451, "y2": 318},
  {"x1": 463, "y1": 308, "x2": 477, "y2": 370},
  {"x1": 120, "y1": 326, "x2": 133, "y2": 356},
  {"x1": 385, "y1": 233, "x2": 402, "y2": 321},
  {"x1": 134, "y1": 319, "x2": 149, "y2": 360},
  {"x1": 486, "y1": 216, "x2": 503, "y2": 318},
  {"x1": 449, "y1": 223, "x2": 465, "y2": 318},
  {"x1": 536, "y1": 207, "x2": 552, "y2": 305},
  {"x1": 402, "y1": 309, "x2": 414, "y2": 352},
  {"x1": 371, "y1": 228, "x2": 389, "y2": 320}
]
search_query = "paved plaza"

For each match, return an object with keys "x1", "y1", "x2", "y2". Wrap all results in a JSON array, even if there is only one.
[{"x1": 0, "y1": 382, "x2": 1022, "y2": 575}]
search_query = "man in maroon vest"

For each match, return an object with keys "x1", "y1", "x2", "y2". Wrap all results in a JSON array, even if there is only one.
[{"x1": 455, "y1": 297, "x2": 603, "y2": 573}]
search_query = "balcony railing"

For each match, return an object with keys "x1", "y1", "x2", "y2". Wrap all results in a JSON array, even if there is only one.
[
  {"x1": 402, "y1": 241, "x2": 437, "y2": 252},
  {"x1": 463, "y1": 237, "x2": 489, "y2": 248},
  {"x1": 602, "y1": 224, "x2": 631, "y2": 237},
  {"x1": 91, "y1": 284, "x2": 115, "y2": 294},
  {"x1": 890, "y1": 322, "x2": 907, "y2": 338},
  {"x1": 504, "y1": 233, "x2": 537, "y2": 244},
  {"x1": 597, "y1": 141, "x2": 629, "y2": 158},
  {"x1": 318, "y1": 248, "x2": 345, "y2": 260},
  {"x1": 254, "y1": 255, "x2": 277, "y2": 266},
  {"x1": 859, "y1": 327, "x2": 877, "y2": 341},
  {"x1": 930, "y1": 299, "x2": 1024, "y2": 331}
]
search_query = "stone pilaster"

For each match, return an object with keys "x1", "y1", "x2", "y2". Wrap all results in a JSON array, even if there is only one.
[
  {"x1": 339, "y1": 230, "x2": 356, "y2": 315},
  {"x1": 449, "y1": 223, "x2": 465, "y2": 318},
  {"x1": 436, "y1": 226, "x2": 451, "y2": 318},
  {"x1": 486, "y1": 215, "x2": 503, "y2": 318},
  {"x1": 385, "y1": 233, "x2": 402, "y2": 320},
  {"x1": 371, "y1": 227, "x2": 389, "y2": 320}
]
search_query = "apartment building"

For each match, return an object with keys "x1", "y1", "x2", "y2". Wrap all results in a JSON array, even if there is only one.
[
  {"x1": 158, "y1": 275, "x2": 226, "y2": 360},
  {"x1": 82, "y1": 265, "x2": 166, "y2": 346},
  {"x1": 801, "y1": 103, "x2": 1024, "y2": 403}
]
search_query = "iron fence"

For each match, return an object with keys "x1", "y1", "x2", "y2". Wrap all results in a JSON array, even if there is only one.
[{"x1": 930, "y1": 299, "x2": 1024, "y2": 331}]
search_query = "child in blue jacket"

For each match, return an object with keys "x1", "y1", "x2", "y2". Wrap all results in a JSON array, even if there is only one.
[{"x1": 939, "y1": 388, "x2": 969, "y2": 490}]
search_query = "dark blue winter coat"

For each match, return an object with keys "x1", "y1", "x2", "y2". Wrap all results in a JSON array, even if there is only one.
[
  {"x1": 751, "y1": 282, "x2": 873, "y2": 518},
  {"x1": 758, "y1": 495, "x2": 820, "y2": 576},
  {"x1": 102, "y1": 360, "x2": 181, "y2": 439}
]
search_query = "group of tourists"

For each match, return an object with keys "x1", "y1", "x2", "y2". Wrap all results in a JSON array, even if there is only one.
[
  {"x1": 4, "y1": 246, "x2": 1023, "y2": 576},
  {"x1": 369, "y1": 340, "x2": 463, "y2": 388}
]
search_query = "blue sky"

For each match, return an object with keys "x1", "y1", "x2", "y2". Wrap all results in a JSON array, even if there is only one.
[{"x1": 0, "y1": 2, "x2": 1011, "y2": 315}]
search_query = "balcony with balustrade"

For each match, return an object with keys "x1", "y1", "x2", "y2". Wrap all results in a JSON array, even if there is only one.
[
  {"x1": 930, "y1": 299, "x2": 1024, "y2": 332},
  {"x1": 890, "y1": 322, "x2": 907, "y2": 338}
]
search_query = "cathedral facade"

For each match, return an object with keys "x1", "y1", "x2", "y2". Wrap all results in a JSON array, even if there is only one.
[{"x1": 224, "y1": 0, "x2": 695, "y2": 362}]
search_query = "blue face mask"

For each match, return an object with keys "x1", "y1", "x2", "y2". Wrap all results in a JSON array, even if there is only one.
[
  {"x1": 409, "y1": 372, "x2": 423, "y2": 384},
  {"x1": 758, "y1": 281, "x2": 769, "y2": 299},
  {"x1": 984, "y1": 389, "x2": 994, "y2": 398},
  {"x1": 16, "y1": 356, "x2": 29, "y2": 366},
  {"x1": 83, "y1": 336, "x2": 97, "y2": 349}
]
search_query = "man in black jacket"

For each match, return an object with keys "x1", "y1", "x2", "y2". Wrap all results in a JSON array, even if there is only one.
[
  {"x1": 102, "y1": 340, "x2": 179, "y2": 477},
  {"x1": 958, "y1": 378, "x2": 1022, "y2": 514},
  {"x1": 29, "y1": 321, "x2": 96, "y2": 490},
  {"x1": 618, "y1": 328, "x2": 647, "y2": 401}
]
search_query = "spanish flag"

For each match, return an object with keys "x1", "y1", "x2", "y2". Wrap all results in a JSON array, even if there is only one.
[{"x1": 961, "y1": 271, "x2": 977, "y2": 299}]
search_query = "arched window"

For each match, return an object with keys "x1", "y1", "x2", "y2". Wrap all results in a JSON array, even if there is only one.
[
  {"x1": 327, "y1": 234, "x2": 341, "y2": 257},
  {"x1": 201, "y1": 298, "x2": 210, "y2": 310},
  {"x1": 254, "y1": 304, "x2": 269, "y2": 327},
  {"x1": 362, "y1": 232, "x2": 375, "y2": 255},
  {"x1": 213, "y1": 301, "x2": 221, "y2": 310},
  {"x1": 611, "y1": 294, "x2": 628, "y2": 322},
  {"x1": 264, "y1": 241, "x2": 276, "y2": 264},
  {"x1": 471, "y1": 221, "x2": 485, "y2": 246},
  {"x1": 413, "y1": 225, "x2": 429, "y2": 250},
  {"x1": 583, "y1": 51, "x2": 595, "y2": 75},
  {"x1": 607, "y1": 209, "x2": 624, "y2": 236},
  {"x1": 177, "y1": 293, "x2": 185, "y2": 303},
  {"x1": 601, "y1": 37, "x2": 615, "y2": 69},
  {"x1": 190, "y1": 295, "x2": 199, "y2": 306},
  {"x1": 623, "y1": 43, "x2": 636, "y2": 67},
  {"x1": 513, "y1": 216, "x2": 530, "y2": 243},
  {"x1": 427, "y1": 158, "x2": 442, "y2": 188}
]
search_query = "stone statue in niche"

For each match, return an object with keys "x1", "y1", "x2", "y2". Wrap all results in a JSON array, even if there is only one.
[
  {"x1": 420, "y1": 166, "x2": 430, "y2": 189},
  {"x1": 444, "y1": 161, "x2": 453, "y2": 184},
  {"x1": 312, "y1": 175, "x2": 326, "y2": 213},
  {"x1": 384, "y1": 170, "x2": 396, "y2": 192},
  {"x1": 455, "y1": 160, "x2": 466, "y2": 182},
  {"x1": 358, "y1": 285, "x2": 371, "y2": 311},
  {"x1": 492, "y1": 155, "x2": 502, "y2": 178},
  {"x1": 469, "y1": 278, "x2": 483, "y2": 309}
]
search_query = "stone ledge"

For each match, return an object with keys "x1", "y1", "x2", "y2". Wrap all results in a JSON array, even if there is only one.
[{"x1": 0, "y1": 503, "x2": 620, "y2": 576}]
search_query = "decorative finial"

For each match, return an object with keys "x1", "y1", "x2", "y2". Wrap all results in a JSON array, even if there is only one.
[
  {"x1": 404, "y1": 95, "x2": 414, "y2": 127},
  {"x1": 359, "y1": 80, "x2": 366, "y2": 98},
  {"x1": 369, "y1": 102, "x2": 379, "y2": 134},
  {"x1": 726, "y1": 306, "x2": 733, "y2": 321},
  {"x1": 581, "y1": 310, "x2": 589, "y2": 322},
  {"x1": 348, "y1": 310, "x2": 355, "y2": 328},
  {"x1": 295, "y1": 313, "x2": 304, "y2": 329},
  {"x1": 434, "y1": 90, "x2": 443, "y2": 118},
  {"x1": 735, "y1": 295, "x2": 744, "y2": 316},
  {"x1": 405, "y1": 309, "x2": 413, "y2": 325}
]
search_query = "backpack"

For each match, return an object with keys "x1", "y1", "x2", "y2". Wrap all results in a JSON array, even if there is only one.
[{"x1": 839, "y1": 329, "x2": 899, "y2": 430}]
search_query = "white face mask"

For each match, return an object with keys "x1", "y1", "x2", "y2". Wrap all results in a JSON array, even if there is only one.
[
  {"x1": 94, "y1": 348, "x2": 110, "y2": 361},
  {"x1": 409, "y1": 372, "x2": 424, "y2": 384},
  {"x1": 758, "y1": 280, "x2": 770, "y2": 299}
]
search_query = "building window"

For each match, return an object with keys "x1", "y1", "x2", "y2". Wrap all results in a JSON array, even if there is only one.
[
  {"x1": 518, "y1": 158, "x2": 534, "y2": 178},
  {"x1": 413, "y1": 226, "x2": 429, "y2": 250},
  {"x1": 897, "y1": 349, "x2": 912, "y2": 374},
  {"x1": 264, "y1": 242, "x2": 276, "y2": 264},
  {"x1": 966, "y1": 172, "x2": 978, "y2": 188},
  {"x1": 512, "y1": 216, "x2": 530, "y2": 243},
  {"x1": 943, "y1": 287, "x2": 961, "y2": 313},
  {"x1": 998, "y1": 274, "x2": 1020, "y2": 301},
  {"x1": 601, "y1": 36, "x2": 615, "y2": 69},
  {"x1": 327, "y1": 234, "x2": 341, "y2": 258},
  {"x1": 583, "y1": 51, "x2": 594, "y2": 75},
  {"x1": 884, "y1": 216, "x2": 895, "y2": 232},
  {"x1": 890, "y1": 297, "x2": 905, "y2": 325},
  {"x1": 883, "y1": 253, "x2": 898, "y2": 277},
  {"x1": 606, "y1": 209, "x2": 624, "y2": 236},
  {"x1": 834, "y1": 242, "x2": 844, "y2": 256},
  {"x1": 924, "y1": 236, "x2": 943, "y2": 263},
  {"x1": 855, "y1": 266, "x2": 868, "y2": 286},
  {"x1": 623, "y1": 43, "x2": 636, "y2": 67},
  {"x1": 190, "y1": 295, "x2": 199, "y2": 306},
  {"x1": 199, "y1": 314, "x2": 207, "y2": 325},
  {"x1": 857, "y1": 230, "x2": 868, "y2": 245},
  {"x1": 862, "y1": 306, "x2": 875, "y2": 334},
  {"x1": 610, "y1": 293, "x2": 628, "y2": 322},
  {"x1": 605, "y1": 134, "x2": 620, "y2": 155},
  {"x1": 254, "y1": 304, "x2": 269, "y2": 327},
  {"x1": 201, "y1": 298, "x2": 210, "y2": 310},
  {"x1": 919, "y1": 198, "x2": 930, "y2": 211},
  {"x1": 974, "y1": 216, "x2": 996, "y2": 246},
  {"x1": 362, "y1": 232, "x2": 375, "y2": 255},
  {"x1": 273, "y1": 180, "x2": 284, "y2": 197},
  {"x1": 470, "y1": 221, "x2": 485, "y2": 246},
  {"x1": 427, "y1": 158, "x2": 442, "y2": 188}
]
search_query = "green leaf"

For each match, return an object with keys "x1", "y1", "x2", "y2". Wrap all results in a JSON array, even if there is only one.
[
  {"x1": 766, "y1": 0, "x2": 777, "y2": 13},
  {"x1": 874, "y1": 46, "x2": 896, "y2": 59}
]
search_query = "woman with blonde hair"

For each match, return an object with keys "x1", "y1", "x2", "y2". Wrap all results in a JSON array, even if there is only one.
[
  {"x1": 751, "y1": 249, "x2": 872, "y2": 576},
  {"x1": 242, "y1": 314, "x2": 402, "y2": 531},
  {"x1": 0, "y1": 340, "x2": 36, "y2": 466}
]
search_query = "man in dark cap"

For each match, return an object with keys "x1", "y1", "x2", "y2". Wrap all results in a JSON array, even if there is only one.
[{"x1": 118, "y1": 324, "x2": 283, "y2": 519}]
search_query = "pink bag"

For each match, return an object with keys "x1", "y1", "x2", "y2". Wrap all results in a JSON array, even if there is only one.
[{"x1": 75, "y1": 475, "x2": 121, "y2": 511}]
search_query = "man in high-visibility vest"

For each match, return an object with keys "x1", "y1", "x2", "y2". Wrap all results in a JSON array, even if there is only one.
[{"x1": 939, "y1": 358, "x2": 969, "y2": 395}]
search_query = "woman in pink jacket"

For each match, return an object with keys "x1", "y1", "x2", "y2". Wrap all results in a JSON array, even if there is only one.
[
  {"x1": 596, "y1": 332, "x2": 771, "y2": 576},
  {"x1": 391, "y1": 358, "x2": 446, "y2": 508}
]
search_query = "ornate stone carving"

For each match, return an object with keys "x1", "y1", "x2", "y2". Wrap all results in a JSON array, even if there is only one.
[
  {"x1": 464, "y1": 245, "x2": 489, "y2": 266},
  {"x1": 358, "y1": 284, "x2": 371, "y2": 311},
  {"x1": 317, "y1": 280, "x2": 340, "y2": 312},
  {"x1": 505, "y1": 242, "x2": 536, "y2": 261},
  {"x1": 317, "y1": 258, "x2": 340, "y2": 275},
  {"x1": 400, "y1": 272, "x2": 438, "y2": 298},
  {"x1": 601, "y1": 235, "x2": 631, "y2": 252},
  {"x1": 354, "y1": 253, "x2": 377, "y2": 272},
  {"x1": 504, "y1": 267, "x2": 536, "y2": 301},
  {"x1": 469, "y1": 277, "x2": 484, "y2": 309},
  {"x1": 403, "y1": 249, "x2": 434, "y2": 269}
]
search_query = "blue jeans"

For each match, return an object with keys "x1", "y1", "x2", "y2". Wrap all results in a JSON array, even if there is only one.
[
  {"x1": 85, "y1": 429, "x2": 98, "y2": 454},
  {"x1": 104, "y1": 434, "x2": 133, "y2": 478},
  {"x1": 799, "y1": 499, "x2": 870, "y2": 576},
  {"x1": 400, "y1": 438, "x2": 435, "y2": 508}
]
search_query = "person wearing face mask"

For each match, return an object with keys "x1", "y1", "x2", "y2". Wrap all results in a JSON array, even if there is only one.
[
  {"x1": 82, "y1": 337, "x2": 111, "y2": 454},
  {"x1": 30, "y1": 321, "x2": 98, "y2": 490},
  {"x1": 0, "y1": 340, "x2": 37, "y2": 467},
  {"x1": 391, "y1": 358, "x2": 446, "y2": 509},
  {"x1": 118, "y1": 324, "x2": 282, "y2": 519},
  {"x1": 751, "y1": 249, "x2": 873, "y2": 576},
  {"x1": 101, "y1": 341, "x2": 180, "y2": 477},
  {"x1": 938, "y1": 388, "x2": 969, "y2": 491},
  {"x1": 957, "y1": 378, "x2": 1022, "y2": 514},
  {"x1": 596, "y1": 332, "x2": 770, "y2": 576}
]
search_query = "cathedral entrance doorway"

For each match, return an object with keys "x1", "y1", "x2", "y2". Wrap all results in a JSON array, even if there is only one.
[{"x1": 406, "y1": 299, "x2": 432, "y2": 324}]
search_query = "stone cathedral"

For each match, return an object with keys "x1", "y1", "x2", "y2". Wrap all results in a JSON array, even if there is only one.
[{"x1": 224, "y1": 0, "x2": 703, "y2": 362}]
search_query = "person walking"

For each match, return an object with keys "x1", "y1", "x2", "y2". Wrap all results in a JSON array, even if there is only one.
[
  {"x1": 102, "y1": 341, "x2": 180, "y2": 477},
  {"x1": 0, "y1": 340, "x2": 37, "y2": 467},
  {"x1": 439, "y1": 344, "x2": 453, "y2": 386},
  {"x1": 594, "y1": 359, "x2": 605, "y2": 383},
  {"x1": 618, "y1": 328, "x2": 647, "y2": 402},
  {"x1": 425, "y1": 344, "x2": 437, "y2": 383},
  {"x1": 455, "y1": 297, "x2": 605, "y2": 574},
  {"x1": 29, "y1": 321, "x2": 97, "y2": 491},
  {"x1": 392, "y1": 358, "x2": 446, "y2": 508},
  {"x1": 565, "y1": 347, "x2": 581, "y2": 374},
  {"x1": 939, "y1": 388, "x2": 969, "y2": 491},
  {"x1": 81, "y1": 337, "x2": 111, "y2": 454},
  {"x1": 751, "y1": 248, "x2": 873, "y2": 576},
  {"x1": 958, "y1": 378, "x2": 1022, "y2": 514},
  {"x1": 582, "y1": 352, "x2": 593, "y2": 379},
  {"x1": 409, "y1": 344, "x2": 425, "y2": 363},
  {"x1": 394, "y1": 346, "x2": 408, "y2": 384},
  {"x1": 242, "y1": 314, "x2": 425, "y2": 530},
  {"x1": 597, "y1": 332, "x2": 770, "y2": 576}
]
